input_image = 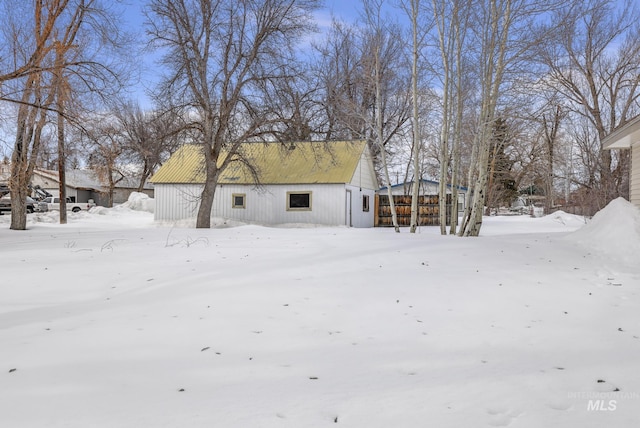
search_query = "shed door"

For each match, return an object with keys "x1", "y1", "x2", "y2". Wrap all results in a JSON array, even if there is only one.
[{"x1": 345, "y1": 189, "x2": 352, "y2": 227}]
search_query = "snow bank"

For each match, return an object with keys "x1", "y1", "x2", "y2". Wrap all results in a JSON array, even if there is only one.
[
  {"x1": 566, "y1": 197, "x2": 640, "y2": 266},
  {"x1": 114, "y1": 192, "x2": 155, "y2": 213},
  {"x1": 481, "y1": 210, "x2": 586, "y2": 235},
  {"x1": 545, "y1": 210, "x2": 587, "y2": 227}
]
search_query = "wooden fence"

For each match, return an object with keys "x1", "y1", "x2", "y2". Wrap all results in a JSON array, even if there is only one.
[{"x1": 375, "y1": 194, "x2": 453, "y2": 227}]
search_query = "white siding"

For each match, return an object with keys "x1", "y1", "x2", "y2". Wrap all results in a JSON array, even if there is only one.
[
  {"x1": 349, "y1": 149, "x2": 378, "y2": 190},
  {"x1": 214, "y1": 183, "x2": 349, "y2": 226},
  {"x1": 632, "y1": 142, "x2": 640, "y2": 207},
  {"x1": 155, "y1": 183, "x2": 375, "y2": 227},
  {"x1": 344, "y1": 148, "x2": 378, "y2": 227},
  {"x1": 154, "y1": 184, "x2": 203, "y2": 221}
]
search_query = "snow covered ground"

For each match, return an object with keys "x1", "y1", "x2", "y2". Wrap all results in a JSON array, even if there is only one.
[{"x1": 1, "y1": 195, "x2": 639, "y2": 428}]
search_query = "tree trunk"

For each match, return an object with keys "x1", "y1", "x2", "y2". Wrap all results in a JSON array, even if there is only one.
[
  {"x1": 463, "y1": 132, "x2": 491, "y2": 236},
  {"x1": 459, "y1": 0, "x2": 512, "y2": 237},
  {"x1": 372, "y1": 20, "x2": 400, "y2": 233},
  {"x1": 449, "y1": 41, "x2": 464, "y2": 234},
  {"x1": 196, "y1": 145, "x2": 218, "y2": 229},
  {"x1": 433, "y1": 0, "x2": 451, "y2": 235},
  {"x1": 409, "y1": 0, "x2": 422, "y2": 234},
  {"x1": 9, "y1": 104, "x2": 31, "y2": 231},
  {"x1": 10, "y1": 71, "x2": 52, "y2": 230},
  {"x1": 57, "y1": 100, "x2": 68, "y2": 223}
]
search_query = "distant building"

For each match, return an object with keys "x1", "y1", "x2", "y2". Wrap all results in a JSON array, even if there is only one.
[
  {"x1": 378, "y1": 179, "x2": 467, "y2": 211},
  {"x1": 0, "y1": 161, "x2": 10, "y2": 184},
  {"x1": 31, "y1": 169, "x2": 153, "y2": 206}
]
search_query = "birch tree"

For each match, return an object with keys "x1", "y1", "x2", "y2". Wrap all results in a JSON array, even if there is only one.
[
  {"x1": 405, "y1": 0, "x2": 424, "y2": 233},
  {"x1": 361, "y1": 0, "x2": 412, "y2": 232},
  {"x1": 459, "y1": 0, "x2": 562, "y2": 236},
  {"x1": 147, "y1": 0, "x2": 319, "y2": 229},
  {"x1": 431, "y1": 0, "x2": 473, "y2": 234}
]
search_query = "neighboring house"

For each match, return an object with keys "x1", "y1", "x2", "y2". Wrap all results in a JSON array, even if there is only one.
[
  {"x1": 0, "y1": 161, "x2": 10, "y2": 182},
  {"x1": 32, "y1": 169, "x2": 103, "y2": 204},
  {"x1": 603, "y1": 117, "x2": 640, "y2": 208},
  {"x1": 31, "y1": 169, "x2": 153, "y2": 206},
  {"x1": 378, "y1": 179, "x2": 467, "y2": 211},
  {"x1": 150, "y1": 140, "x2": 378, "y2": 227}
]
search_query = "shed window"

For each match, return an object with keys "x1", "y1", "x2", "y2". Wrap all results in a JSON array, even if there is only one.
[
  {"x1": 362, "y1": 195, "x2": 370, "y2": 212},
  {"x1": 287, "y1": 191, "x2": 312, "y2": 211},
  {"x1": 232, "y1": 193, "x2": 246, "y2": 209}
]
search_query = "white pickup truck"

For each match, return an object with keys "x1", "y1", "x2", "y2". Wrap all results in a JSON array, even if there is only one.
[{"x1": 42, "y1": 196, "x2": 96, "y2": 213}]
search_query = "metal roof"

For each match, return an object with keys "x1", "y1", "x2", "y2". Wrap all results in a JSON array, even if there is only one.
[
  {"x1": 33, "y1": 169, "x2": 154, "y2": 190},
  {"x1": 150, "y1": 141, "x2": 367, "y2": 185},
  {"x1": 34, "y1": 168, "x2": 104, "y2": 190}
]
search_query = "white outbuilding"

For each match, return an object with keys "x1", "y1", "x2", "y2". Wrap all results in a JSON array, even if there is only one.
[{"x1": 150, "y1": 140, "x2": 379, "y2": 227}]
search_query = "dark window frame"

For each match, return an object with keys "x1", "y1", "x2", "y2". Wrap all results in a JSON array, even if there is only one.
[
  {"x1": 232, "y1": 193, "x2": 246, "y2": 209},
  {"x1": 287, "y1": 191, "x2": 312, "y2": 211}
]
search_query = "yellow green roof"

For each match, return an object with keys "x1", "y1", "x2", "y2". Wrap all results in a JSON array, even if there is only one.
[{"x1": 150, "y1": 140, "x2": 368, "y2": 185}]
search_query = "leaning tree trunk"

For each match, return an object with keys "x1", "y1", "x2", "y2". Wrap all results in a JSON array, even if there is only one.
[
  {"x1": 458, "y1": 126, "x2": 480, "y2": 235},
  {"x1": 462, "y1": 121, "x2": 492, "y2": 236},
  {"x1": 458, "y1": 0, "x2": 511, "y2": 237}
]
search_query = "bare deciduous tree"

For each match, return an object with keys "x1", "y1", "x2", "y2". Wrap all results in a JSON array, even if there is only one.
[
  {"x1": 1, "y1": 0, "x2": 132, "y2": 229},
  {"x1": 81, "y1": 116, "x2": 126, "y2": 207},
  {"x1": 459, "y1": 0, "x2": 563, "y2": 237},
  {"x1": 430, "y1": 0, "x2": 474, "y2": 234},
  {"x1": 1, "y1": 1, "x2": 68, "y2": 229},
  {"x1": 539, "y1": 0, "x2": 640, "y2": 213},
  {"x1": 147, "y1": 0, "x2": 320, "y2": 228},
  {"x1": 312, "y1": 17, "x2": 411, "y2": 171},
  {"x1": 363, "y1": 0, "x2": 413, "y2": 232},
  {"x1": 404, "y1": 0, "x2": 425, "y2": 233},
  {"x1": 114, "y1": 101, "x2": 184, "y2": 191},
  {"x1": 312, "y1": 20, "x2": 367, "y2": 141}
]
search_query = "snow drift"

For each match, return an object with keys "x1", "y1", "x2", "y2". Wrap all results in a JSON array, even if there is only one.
[
  {"x1": 2, "y1": 196, "x2": 640, "y2": 427},
  {"x1": 117, "y1": 191, "x2": 155, "y2": 213},
  {"x1": 566, "y1": 197, "x2": 640, "y2": 266}
]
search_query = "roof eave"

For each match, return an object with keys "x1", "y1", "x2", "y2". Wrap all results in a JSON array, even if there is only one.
[{"x1": 603, "y1": 116, "x2": 640, "y2": 149}]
